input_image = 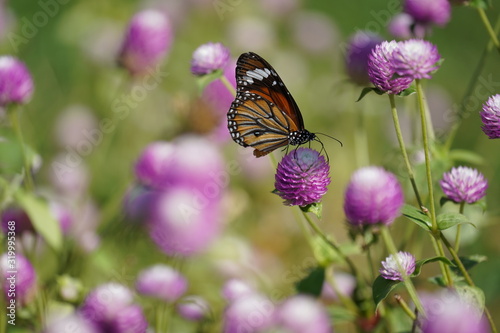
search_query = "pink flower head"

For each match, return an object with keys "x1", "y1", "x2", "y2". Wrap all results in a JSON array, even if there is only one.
[
  {"x1": 0, "y1": 56, "x2": 33, "y2": 106},
  {"x1": 136, "y1": 264, "x2": 188, "y2": 302},
  {"x1": 380, "y1": 251, "x2": 416, "y2": 281},
  {"x1": 481, "y1": 94, "x2": 500, "y2": 139},
  {"x1": 274, "y1": 295, "x2": 332, "y2": 333},
  {"x1": 404, "y1": 0, "x2": 451, "y2": 26},
  {"x1": 0, "y1": 253, "x2": 37, "y2": 306},
  {"x1": 191, "y1": 42, "x2": 230, "y2": 76},
  {"x1": 392, "y1": 39, "x2": 441, "y2": 80},
  {"x1": 345, "y1": 31, "x2": 383, "y2": 86},
  {"x1": 440, "y1": 166, "x2": 487, "y2": 204}
]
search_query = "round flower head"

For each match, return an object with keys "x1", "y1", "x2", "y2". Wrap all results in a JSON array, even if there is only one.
[
  {"x1": 388, "y1": 13, "x2": 427, "y2": 39},
  {"x1": 110, "y1": 304, "x2": 148, "y2": 333},
  {"x1": 0, "y1": 253, "x2": 37, "y2": 306},
  {"x1": 223, "y1": 293, "x2": 275, "y2": 333},
  {"x1": 274, "y1": 295, "x2": 332, "y2": 333},
  {"x1": 177, "y1": 296, "x2": 210, "y2": 321},
  {"x1": 274, "y1": 148, "x2": 330, "y2": 206},
  {"x1": 367, "y1": 40, "x2": 413, "y2": 94},
  {"x1": 440, "y1": 166, "x2": 487, "y2": 204},
  {"x1": 404, "y1": 0, "x2": 451, "y2": 26},
  {"x1": 0, "y1": 56, "x2": 33, "y2": 106},
  {"x1": 118, "y1": 10, "x2": 172, "y2": 76},
  {"x1": 392, "y1": 39, "x2": 441, "y2": 80},
  {"x1": 344, "y1": 166, "x2": 404, "y2": 226},
  {"x1": 191, "y1": 42, "x2": 230, "y2": 76},
  {"x1": 380, "y1": 251, "x2": 416, "y2": 281},
  {"x1": 136, "y1": 264, "x2": 188, "y2": 302},
  {"x1": 480, "y1": 94, "x2": 500, "y2": 139},
  {"x1": 43, "y1": 314, "x2": 98, "y2": 333},
  {"x1": 345, "y1": 31, "x2": 383, "y2": 86}
]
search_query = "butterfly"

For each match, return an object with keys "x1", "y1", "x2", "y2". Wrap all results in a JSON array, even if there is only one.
[{"x1": 227, "y1": 52, "x2": 317, "y2": 157}]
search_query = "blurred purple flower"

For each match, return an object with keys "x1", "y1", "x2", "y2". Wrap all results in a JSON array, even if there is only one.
[
  {"x1": 404, "y1": 0, "x2": 451, "y2": 26},
  {"x1": 136, "y1": 264, "x2": 188, "y2": 302},
  {"x1": 345, "y1": 31, "x2": 383, "y2": 86},
  {"x1": 368, "y1": 41, "x2": 413, "y2": 94},
  {"x1": 49, "y1": 154, "x2": 90, "y2": 200},
  {"x1": 122, "y1": 185, "x2": 158, "y2": 222},
  {"x1": 419, "y1": 290, "x2": 489, "y2": 333},
  {"x1": 292, "y1": 11, "x2": 339, "y2": 54},
  {"x1": 380, "y1": 251, "x2": 416, "y2": 281},
  {"x1": 223, "y1": 293, "x2": 275, "y2": 333},
  {"x1": 480, "y1": 94, "x2": 500, "y2": 139},
  {"x1": 440, "y1": 166, "x2": 488, "y2": 204},
  {"x1": 1, "y1": 207, "x2": 34, "y2": 235},
  {"x1": 177, "y1": 295, "x2": 210, "y2": 321},
  {"x1": 49, "y1": 201, "x2": 73, "y2": 235},
  {"x1": 344, "y1": 166, "x2": 404, "y2": 226},
  {"x1": 134, "y1": 141, "x2": 176, "y2": 189},
  {"x1": 0, "y1": 253, "x2": 37, "y2": 306},
  {"x1": 118, "y1": 9, "x2": 172, "y2": 76},
  {"x1": 43, "y1": 314, "x2": 98, "y2": 333},
  {"x1": 274, "y1": 295, "x2": 332, "y2": 333},
  {"x1": 191, "y1": 42, "x2": 230, "y2": 76},
  {"x1": 392, "y1": 39, "x2": 441, "y2": 80},
  {"x1": 388, "y1": 13, "x2": 427, "y2": 39},
  {"x1": 110, "y1": 304, "x2": 148, "y2": 333},
  {"x1": 274, "y1": 148, "x2": 330, "y2": 206},
  {"x1": 54, "y1": 104, "x2": 98, "y2": 150},
  {"x1": 320, "y1": 272, "x2": 356, "y2": 302},
  {"x1": 222, "y1": 279, "x2": 255, "y2": 303},
  {"x1": 0, "y1": 56, "x2": 33, "y2": 106}
]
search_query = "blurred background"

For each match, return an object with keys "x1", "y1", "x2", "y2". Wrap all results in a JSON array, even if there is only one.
[{"x1": 1, "y1": 0, "x2": 500, "y2": 331}]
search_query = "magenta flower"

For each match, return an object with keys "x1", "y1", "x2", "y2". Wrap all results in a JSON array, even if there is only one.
[
  {"x1": 136, "y1": 264, "x2": 188, "y2": 302},
  {"x1": 110, "y1": 305, "x2": 148, "y2": 333},
  {"x1": 191, "y1": 42, "x2": 230, "y2": 76},
  {"x1": 392, "y1": 39, "x2": 441, "y2": 80},
  {"x1": 223, "y1": 293, "x2": 275, "y2": 333},
  {"x1": 404, "y1": 0, "x2": 451, "y2": 26},
  {"x1": 388, "y1": 13, "x2": 427, "y2": 39},
  {"x1": 274, "y1": 295, "x2": 332, "y2": 333},
  {"x1": 345, "y1": 31, "x2": 383, "y2": 86},
  {"x1": 43, "y1": 314, "x2": 98, "y2": 333},
  {"x1": 368, "y1": 41, "x2": 413, "y2": 94},
  {"x1": 1, "y1": 207, "x2": 34, "y2": 235},
  {"x1": 440, "y1": 166, "x2": 487, "y2": 204},
  {"x1": 134, "y1": 141, "x2": 176, "y2": 189},
  {"x1": 380, "y1": 251, "x2": 416, "y2": 281},
  {"x1": 480, "y1": 94, "x2": 500, "y2": 139},
  {"x1": 320, "y1": 272, "x2": 356, "y2": 302},
  {"x1": 274, "y1": 148, "x2": 330, "y2": 206},
  {"x1": 0, "y1": 56, "x2": 33, "y2": 106},
  {"x1": 0, "y1": 253, "x2": 37, "y2": 306},
  {"x1": 118, "y1": 9, "x2": 172, "y2": 75},
  {"x1": 221, "y1": 279, "x2": 255, "y2": 302},
  {"x1": 79, "y1": 283, "x2": 133, "y2": 325},
  {"x1": 177, "y1": 296, "x2": 210, "y2": 321},
  {"x1": 344, "y1": 166, "x2": 404, "y2": 226}
]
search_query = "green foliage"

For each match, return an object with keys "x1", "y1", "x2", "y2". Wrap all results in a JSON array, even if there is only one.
[
  {"x1": 401, "y1": 204, "x2": 431, "y2": 230},
  {"x1": 300, "y1": 202, "x2": 323, "y2": 219},
  {"x1": 436, "y1": 212, "x2": 474, "y2": 230},
  {"x1": 295, "y1": 266, "x2": 325, "y2": 297},
  {"x1": 372, "y1": 275, "x2": 401, "y2": 308}
]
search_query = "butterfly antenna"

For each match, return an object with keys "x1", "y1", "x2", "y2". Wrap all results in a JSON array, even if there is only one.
[
  {"x1": 316, "y1": 132, "x2": 343, "y2": 147},
  {"x1": 314, "y1": 137, "x2": 330, "y2": 162}
]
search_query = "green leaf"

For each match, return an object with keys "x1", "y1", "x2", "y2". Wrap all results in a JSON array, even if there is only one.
[
  {"x1": 401, "y1": 204, "x2": 431, "y2": 230},
  {"x1": 428, "y1": 276, "x2": 448, "y2": 287},
  {"x1": 397, "y1": 86, "x2": 416, "y2": 97},
  {"x1": 436, "y1": 212, "x2": 474, "y2": 230},
  {"x1": 311, "y1": 235, "x2": 336, "y2": 266},
  {"x1": 295, "y1": 266, "x2": 325, "y2": 297},
  {"x1": 451, "y1": 255, "x2": 487, "y2": 275},
  {"x1": 14, "y1": 190, "x2": 62, "y2": 251},
  {"x1": 196, "y1": 69, "x2": 223, "y2": 93},
  {"x1": 439, "y1": 196, "x2": 454, "y2": 207},
  {"x1": 449, "y1": 149, "x2": 485, "y2": 165},
  {"x1": 300, "y1": 202, "x2": 322, "y2": 219},
  {"x1": 356, "y1": 87, "x2": 384, "y2": 102},
  {"x1": 413, "y1": 256, "x2": 455, "y2": 276},
  {"x1": 469, "y1": 0, "x2": 491, "y2": 9},
  {"x1": 372, "y1": 275, "x2": 401, "y2": 308}
]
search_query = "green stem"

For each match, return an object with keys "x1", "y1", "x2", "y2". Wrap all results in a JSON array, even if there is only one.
[
  {"x1": 477, "y1": 8, "x2": 500, "y2": 54},
  {"x1": 219, "y1": 75, "x2": 236, "y2": 97},
  {"x1": 327, "y1": 268, "x2": 359, "y2": 314},
  {"x1": 380, "y1": 226, "x2": 425, "y2": 315},
  {"x1": 394, "y1": 294, "x2": 417, "y2": 321},
  {"x1": 7, "y1": 107, "x2": 34, "y2": 191},
  {"x1": 454, "y1": 202, "x2": 465, "y2": 253},
  {"x1": 388, "y1": 94, "x2": 424, "y2": 208}
]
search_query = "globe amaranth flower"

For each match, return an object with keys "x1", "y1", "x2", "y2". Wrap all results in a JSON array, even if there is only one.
[
  {"x1": 274, "y1": 295, "x2": 332, "y2": 333},
  {"x1": 367, "y1": 40, "x2": 413, "y2": 94},
  {"x1": 440, "y1": 166, "x2": 487, "y2": 204},
  {"x1": 136, "y1": 264, "x2": 188, "y2": 302},
  {"x1": 0, "y1": 56, "x2": 33, "y2": 106},
  {"x1": 380, "y1": 251, "x2": 416, "y2": 281},
  {"x1": 392, "y1": 39, "x2": 441, "y2": 80},
  {"x1": 480, "y1": 94, "x2": 500, "y2": 139},
  {"x1": 191, "y1": 42, "x2": 230, "y2": 76},
  {"x1": 43, "y1": 314, "x2": 98, "y2": 333},
  {"x1": 345, "y1": 31, "x2": 383, "y2": 86},
  {"x1": 320, "y1": 272, "x2": 356, "y2": 302},
  {"x1": 0, "y1": 253, "x2": 37, "y2": 306},
  {"x1": 388, "y1": 13, "x2": 427, "y2": 39},
  {"x1": 344, "y1": 166, "x2": 404, "y2": 226},
  {"x1": 404, "y1": 0, "x2": 451, "y2": 27},
  {"x1": 118, "y1": 9, "x2": 172, "y2": 76},
  {"x1": 223, "y1": 293, "x2": 275, "y2": 333},
  {"x1": 177, "y1": 296, "x2": 210, "y2": 321},
  {"x1": 274, "y1": 148, "x2": 330, "y2": 206}
]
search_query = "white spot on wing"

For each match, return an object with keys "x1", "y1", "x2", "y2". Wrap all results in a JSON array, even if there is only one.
[{"x1": 246, "y1": 70, "x2": 264, "y2": 81}]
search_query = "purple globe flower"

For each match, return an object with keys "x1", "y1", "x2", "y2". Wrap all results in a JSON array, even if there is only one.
[
  {"x1": 136, "y1": 264, "x2": 188, "y2": 302},
  {"x1": 43, "y1": 314, "x2": 98, "y2": 333},
  {"x1": 367, "y1": 41, "x2": 413, "y2": 94},
  {"x1": 320, "y1": 272, "x2": 356, "y2": 302},
  {"x1": 134, "y1": 141, "x2": 176, "y2": 189},
  {"x1": 392, "y1": 39, "x2": 441, "y2": 80},
  {"x1": 1, "y1": 207, "x2": 34, "y2": 235},
  {"x1": 380, "y1": 251, "x2": 416, "y2": 281},
  {"x1": 274, "y1": 148, "x2": 330, "y2": 206},
  {"x1": 0, "y1": 253, "x2": 37, "y2": 306},
  {"x1": 222, "y1": 279, "x2": 255, "y2": 302},
  {"x1": 480, "y1": 94, "x2": 500, "y2": 139},
  {"x1": 274, "y1": 295, "x2": 332, "y2": 333},
  {"x1": 440, "y1": 166, "x2": 488, "y2": 204},
  {"x1": 118, "y1": 9, "x2": 172, "y2": 76},
  {"x1": 0, "y1": 56, "x2": 33, "y2": 106},
  {"x1": 177, "y1": 296, "x2": 210, "y2": 321},
  {"x1": 344, "y1": 166, "x2": 404, "y2": 226},
  {"x1": 122, "y1": 185, "x2": 158, "y2": 222},
  {"x1": 345, "y1": 31, "x2": 383, "y2": 86},
  {"x1": 388, "y1": 13, "x2": 427, "y2": 39},
  {"x1": 110, "y1": 304, "x2": 148, "y2": 333},
  {"x1": 404, "y1": 0, "x2": 451, "y2": 26},
  {"x1": 191, "y1": 42, "x2": 230, "y2": 76},
  {"x1": 419, "y1": 290, "x2": 489, "y2": 333},
  {"x1": 223, "y1": 293, "x2": 275, "y2": 333}
]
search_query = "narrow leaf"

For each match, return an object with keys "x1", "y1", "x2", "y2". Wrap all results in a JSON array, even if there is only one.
[
  {"x1": 356, "y1": 87, "x2": 384, "y2": 102},
  {"x1": 401, "y1": 204, "x2": 431, "y2": 230},
  {"x1": 413, "y1": 256, "x2": 455, "y2": 276},
  {"x1": 295, "y1": 266, "x2": 325, "y2": 297},
  {"x1": 300, "y1": 202, "x2": 322, "y2": 219},
  {"x1": 436, "y1": 212, "x2": 474, "y2": 230},
  {"x1": 398, "y1": 86, "x2": 416, "y2": 97},
  {"x1": 373, "y1": 275, "x2": 401, "y2": 308}
]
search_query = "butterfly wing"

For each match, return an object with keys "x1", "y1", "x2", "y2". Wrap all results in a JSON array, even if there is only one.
[{"x1": 227, "y1": 52, "x2": 305, "y2": 157}]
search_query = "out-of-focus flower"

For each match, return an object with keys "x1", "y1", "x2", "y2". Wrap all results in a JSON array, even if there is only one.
[
  {"x1": 480, "y1": 94, "x2": 500, "y2": 139},
  {"x1": 191, "y1": 42, "x2": 230, "y2": 76},
  {"x1": 202, "y1": 59, "x2": 236, "y2": 116},
  {"x1": 1, "y1": 207, "x2": 34, "y2": 235},
  {"x1": 392, "y1": 39, "x2": 441, "y2": 80},
  {"x1": 258, "y1": 0, "x2": 299, "y2": 18},
  {"x1": 223, "y1": 293, "x2": 275, "y2": 333},
  {"x1": 404, "y1": 0, "x2": 451, "y2": 27},
  {"x1": 49, "y1": 201, "x2": 73, "y2": 235},
  {"x1": 345, "y1": 31, "x2": 383, "y2": 85},
  {"x1": 380, "y1": 251, "x2": 416, "y2": 281},
  {"x1": 419, "y1": 290, "x2": 489, "y2": 333},
  {"x1": 274, "y1": 295, "x2": 332, "y2": 333},
  {"x1": 388, "y1": 13, "x2": 427, "y2": 39},
  {"x1": 54, "y1": 105, "x2": 98, "y2": 150},
  {"x1": 122, "y1": 185, "x2": 158, "y2": 222},
  {"x1": 118, "y1": 9, "x2": 172, "y2": 76},
  {"x1": 136, "y1": 264, "x2": 188, "y2": 302},
  {"x1": 134, "y1": 141, "x2": 176, "y2": 189},
  {"x1": 368, "y1": 41, "x2": 413, "y2": 94},
  {"x1": 228, "y1": 18, "x2": 276, "y2": 53},
  {"x1": 110, "y1": 305, "x2": 148, "y2": 333},
  {"x1": 440, "y1": 166, "x2": 488, "y2": 204},
  {"x1": 222, "y1": 279, "x2": 255, "y2": 302},
  {"x1": 0, "y1": 56, "x2": 33, "y2": 106},
  {"x1": 0, "y1": 253, "x2": 37, "y2": 306},
  {"x1": 49, "y1": 154, "x2": 90, "y2": 200},
  {"x1": 274, "y1": 148, "x2": 330, "y2": 206},
  {"x1": 344, "y1": 166, "x2": 404, "y2": 226},
  {"x1": 291, "y1": 11, "x2": 339, "y2": 54},
  {"x1": 177, "y1": 296, "x2": 210, "y2": 321},
  {"x1": 320, "y1": 272, "x2": 356, "y2": 302},
  {"x1": 43, "y1": 314, "x2": 98, "y2": 333}
]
